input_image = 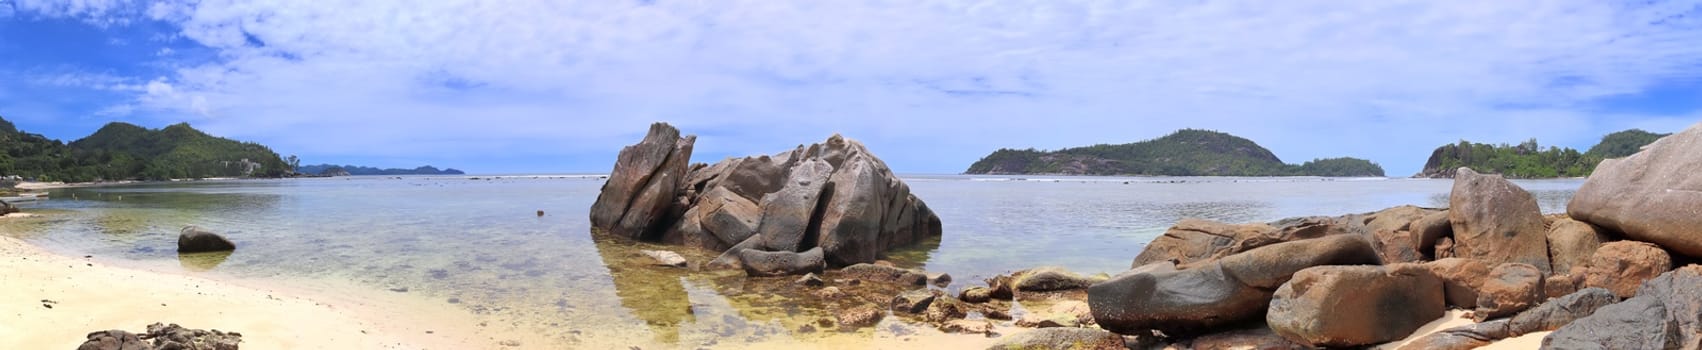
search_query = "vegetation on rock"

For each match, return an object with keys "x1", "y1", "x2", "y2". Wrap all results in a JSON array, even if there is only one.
[
  {"x1": 294, "y1": 164, "x2": 464, "y2": 176},
  {"x1": 1416, "y1": 129, "x2": 1668, "y2": 179},
  {"x1": 965, "y1": 129, "x2": 1385, "y2": 177}
]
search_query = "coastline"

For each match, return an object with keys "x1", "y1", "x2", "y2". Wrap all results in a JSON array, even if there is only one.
[{"x1": 0, "y1": 235, "x2": 514, "y2": 349}]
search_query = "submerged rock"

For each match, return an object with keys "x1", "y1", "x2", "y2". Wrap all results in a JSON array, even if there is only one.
[
  {"x1": 1012, "y1": 266, "x2": 1102, "y2": 292},
  {"x1": 841, "y1": 263, "x2": 927, "y2": 286},
  {"x1": 177, "y1": 226, "x2": 236, "y2": 253},
  {"x1": 640, "y1": 250, "x2": 687, "y2": 268}
]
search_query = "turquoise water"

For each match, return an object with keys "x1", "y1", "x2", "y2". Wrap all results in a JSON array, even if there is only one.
[{"x1": 4, "y1": 175, "x2": 1583, "y2": 347}]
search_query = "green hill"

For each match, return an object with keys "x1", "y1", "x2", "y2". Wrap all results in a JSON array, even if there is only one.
[
  {"x1": 965, "y1": 129, "x2": 1385, "y2": 177},
  {"x1": 1415, "y1": 129, "x2": 1669, "y2": 179},
  {"x1": 0, "y1": 116, "x2": 288, "y2": 182}
]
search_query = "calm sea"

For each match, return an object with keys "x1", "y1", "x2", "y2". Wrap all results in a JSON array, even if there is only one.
[{"x1": 5, "y1": 175, "x2": 1583, "y2": 347}]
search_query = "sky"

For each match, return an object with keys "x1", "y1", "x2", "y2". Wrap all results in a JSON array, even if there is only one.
[{"x1": 2, "y1": 1, "x2": 1701, "y2": 175}]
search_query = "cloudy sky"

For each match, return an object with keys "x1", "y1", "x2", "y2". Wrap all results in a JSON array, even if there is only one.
[{"x1": 3, "y1": 0, "x2": 1700, "y2": 175}]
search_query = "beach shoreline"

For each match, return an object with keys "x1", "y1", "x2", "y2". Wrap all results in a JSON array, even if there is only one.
[{"x1": 0, "y1": 234, "x2": 521, "y2": 349}]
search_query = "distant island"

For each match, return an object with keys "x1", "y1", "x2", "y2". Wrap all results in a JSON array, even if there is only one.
[
  {"x1": 0, "y1": 116, "x2": 288, "y2": 182},
  {"x1": 295, "y1": 164, "x2": 465, "y2": 176},
  {"x1": 1414, "y1": 129, "x2": 1668, "y2": 178},
  {"x1": 965, "y1": 129, "x2": 1385, "y2": 177}
]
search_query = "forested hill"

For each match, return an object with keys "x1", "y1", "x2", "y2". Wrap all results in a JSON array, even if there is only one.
[
  {"x1": 296, "y1": 164, "x2": 465, "y2": 176},
  {"x1": 965, "y1": 129, "x2": 1385, "y2": 177},
  {"x1": 1414, "y1": 129, "x2": 1669, "y2": 179},
  {"x1": 0, "y1": 116, "x2": 288, "y2": 182}
]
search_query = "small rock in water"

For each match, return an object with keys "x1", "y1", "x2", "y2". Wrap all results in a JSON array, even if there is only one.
[
  {"x1": 927, "y1": 272, "x2": 952, "y2": 287},
  {"x1": 640, "y1": 250, "x2": 688, "y2": 268},
  {"x1": 795, "y1": 273, "x2": 825, "y2": 287},
  {"x1": 536, "y1": 210, "x2": 545, "y2": 217}
]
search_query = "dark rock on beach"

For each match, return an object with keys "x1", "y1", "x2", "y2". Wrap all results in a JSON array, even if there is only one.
[
  {"x1": 1398, "y1": 287, "x2": 1620, "y2": 350},
  {"x1": 1568, "y1": 123, "x2": 1702, "y2": 259},
  {"x1": 177, "y1": 226, "x2": 236, "y2": 253},
  {"x1": 1089, "y1": 234, "x2": 1381, "y2": 337},
  {"x1": 78, "y1": 323, "x2": 243, "y2": 350},
  {"x1": 1544, "y1": 265, "x2": 1702, "y2": 349},
  {"x1": 78, "y1": 330, "x2": 149, "y2": 350}
]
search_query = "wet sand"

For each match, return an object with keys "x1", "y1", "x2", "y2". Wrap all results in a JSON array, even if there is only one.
[{"x1": 0, "y1": 235, "x2": 509, "y2": 349}]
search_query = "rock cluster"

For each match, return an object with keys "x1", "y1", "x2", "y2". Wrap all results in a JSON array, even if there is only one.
[
  {"x1": 78, "y1": 323, "x2": 242, "y2": 350},
  {"x1": 1081, "y1": 121, "x2": 1702, "y2": 350},
  {"x1": 589, "y1": 123, "x2": 941, "y2": 273}
]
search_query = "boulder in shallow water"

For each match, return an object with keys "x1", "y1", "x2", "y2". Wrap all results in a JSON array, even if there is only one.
[
  {"x1": 1448, "y1": 168, "x2": 1553, "y2": 274},
  {"x1": 589, "y1": 122, "x2": 695, "y2": 240},
  {"x1": 177, "y1": 226, "x2": 236, "y2": 253},
  {"x1": 1012, "y1": 266, "x2": 1103, "y2": 292},
  {"x1": 640, "y1": 250, "x2": 687, "y2": 268},
  {"x1": 737, "y1": 247, "x2": 825, "y2": 277},
  {"x1": 986, "y1": 327, "x2": 1125, "y2": 350},
  {"x1": 1567, "y1": 123, "x2": 1702, "y2": 258}
]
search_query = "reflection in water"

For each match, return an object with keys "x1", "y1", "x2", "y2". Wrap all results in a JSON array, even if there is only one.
[
  {"x1": 589, "y1": 231, "x2": 696, "y2": 344},
  {"x1": 179, "y1": 251, "x2": 233, "y2": 271}
]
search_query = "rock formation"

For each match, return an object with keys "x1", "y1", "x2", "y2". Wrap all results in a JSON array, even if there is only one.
[
  {"x1": 177, "y1": 226, "x2": 236, "y2": 253},
  {"x1": 589, "y1": 123, "x2": 941, "y2": 272},
  {"x1": 1448, "y1": 168, "x2": 1553, "y2": 274}
]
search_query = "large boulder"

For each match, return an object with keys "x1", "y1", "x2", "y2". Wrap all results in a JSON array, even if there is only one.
[
  {"x1": 1266, "y1": 264, "x2": 1445, "y2": 347},
  {"x1": 1582, "y1": 241, "x2": 1673, "y2": 298},
  {"x1": 1089, "y1": 234, "x2": 1381, "y2": 336},
  {"x1": 1544, "y1": 265, "x2": 1702, "y2": 349},
  {"x1": 590, "y1": 123, "x2": 696, "y2": 239},
  {"x1": 1546, "y1": 217, "x2": 1609, "y2": 273},
  {"x1": 1447, "y1": 168, "x2": 1553, "y2": 274},
  {"x1": 1012, "y1": 266, "x2": 1103, "y2": 292},
  {"x1": 1422, "y1": 258, "x2": 1490, "y2": 309},
  {"x1": 1474, "y1": 263, "x2": 1545, "y2": 321},
  {"x1": 987, "y1": 328, "x2": 1125, "y2": 350},
  {"x1": 1567, "y1": 123, "x2": 1702, "y2": 258},
  {"x1": 1361, "y1": 205, "x2": 1440, "y2": 264},
  {"x1": 738, "y1": 247, "x2": 826, "y2": 277},
  {"x1": 661, "y1": 186, "x2": 760, "y2": 251},
  {"x1": 177, "y1": 226, "x2": 236, "y2": 253},
  {"x1": 754, "y1": 159, "x2": 835, "y2": 252}
]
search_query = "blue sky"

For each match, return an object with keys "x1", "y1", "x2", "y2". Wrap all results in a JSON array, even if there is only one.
[{"x1": 2, "y1": 0, "x2": 1701, "y2": 175}]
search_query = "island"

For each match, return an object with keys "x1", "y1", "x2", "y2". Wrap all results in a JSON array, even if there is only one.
[
  {"x1": 0, "y1": 116, "x2": 289, "y2": 182},
  {"x1": 294, "y1": 164, "x2": 465, "y2": 176},
  {"x1": 964, "y1": 129, "x2": 1385, "y2": 177},
  {"x1": 1414, "y1": 129, "x2": 1667, "y2": 178}
]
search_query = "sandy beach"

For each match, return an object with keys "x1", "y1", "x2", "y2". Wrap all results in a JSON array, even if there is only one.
[{"x1": 0, "y1": 235, "x2": 516, "y2": 349}]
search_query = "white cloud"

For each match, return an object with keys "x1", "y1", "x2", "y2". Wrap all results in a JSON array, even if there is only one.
[{"x1": 14, "y1": 0, "x2": 1702, "y2": 173}]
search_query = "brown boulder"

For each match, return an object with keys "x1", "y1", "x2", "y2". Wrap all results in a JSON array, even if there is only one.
[
  {"x1": 1012, "y1": 266, "x2": 1104, "y2": 292},
  {"x1": 590, "y1": 123, "x2": 695, "y2": 239},
  {"x1": 1448, "y1": 168, "x2": 1553, "y2": 274},
  {"x1": 1544, "y1": 265, "x2": 1702, "y2": 349},
  {"x1": 1545, "y1": 268, "x2": 1585, "y2": 299},
  {"x1": 1090, "y1": 235, "x2": 1382, "y2": 336},
  {"x1": 1547, "y1": 217, "x2": 1609, "y2": 273},
  {"x1": 836, "y1": 304, "x2": 885, "y2": 330},
  {"x1": 1567, "y1": 123, "x2": 1702, "y2": 258},
  {"x1": 1266, "y1": 264, "x2": 1445, "y2": 347},
  {"x1": 1582, "y1": 241, "x2": 1673, "y2": 298},
  {"x1": 1412, "y1": 210, "x2": 1453, "y2": 259},
  {"x1": 891, "y1": 289, "x2": 939, "y2": 314},
  {"x1": 1422, "y1": 258, "x2": 1490, "y2": 309},
  {"x1": 1130, "y1": 218, "x2": 1278, "y2": 267},
  {"x1": 1363, "y1": 206, "x2": 1439, "y2": 263},
  {"x1": 1474, "y1": 263, "x2": 1544, "y2": 321},
  {"x1": 925, "y1": 296, "x2": 969, "y2": 322}
]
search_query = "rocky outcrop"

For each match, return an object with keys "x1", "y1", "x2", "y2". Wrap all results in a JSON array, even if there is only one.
[
  {"x1": 1266, "y1": 264, "x2": 1445, "y2": 347},
  {"x1": 1089, "y1": 235, "x2": 1381, "y2": 336},
  {"x1": 1130, "y1": 219, "x2": 1279, "y2": 267},
  {"x1": 1448, "y1": 168, "x2": 1553, "y2": 274},
  {"x1": 1474, "y1": 263, "x2": 1544, "y2": 321},
  {"x1": 590, "y1": 123, "x2": 696, "y2": 240},
  {"x1": 78, "y1": 330, "x2": 150, "y2": 350},
  {"x1": 986, "y1": 328, "x2": 1126, "y2": 350},
  {"x1": 1568, "y1": 123, "x2": 1702, "y2": 258},
  {"x1": 1582, "y1": 241, "x2": 1672, "y2": 298},
  {"x1": 1544, "y1": 265, "x2": 1702, "y2": 349},
  {"x1": 78, "y1": 323, "x2": 243, "y2": 350},
  {"x1": 1546, "y1": 217, "x2": 1609, "y2": 273},
  {"x1": 1398, "y1": 288, "x2": 1619, "y2": 350},
  {"x1": 594, "y1": 123, "x2": 942, "y2": 268},
  {"x1": 1133, "y1": 206, "x2": 1442, "y2": 269},
  {"x1": 177, "y1": 226, "x2": 236, "y2": 253}
]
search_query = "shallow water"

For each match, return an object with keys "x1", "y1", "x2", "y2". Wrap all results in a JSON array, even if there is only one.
[{"x1": 3, "y1": 175, "x2": 1583, "y2": 348}]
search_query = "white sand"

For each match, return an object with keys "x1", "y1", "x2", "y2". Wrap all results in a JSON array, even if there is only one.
[{"x1": 0, "y1": 236, "x2": 518, "y2": 349}]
